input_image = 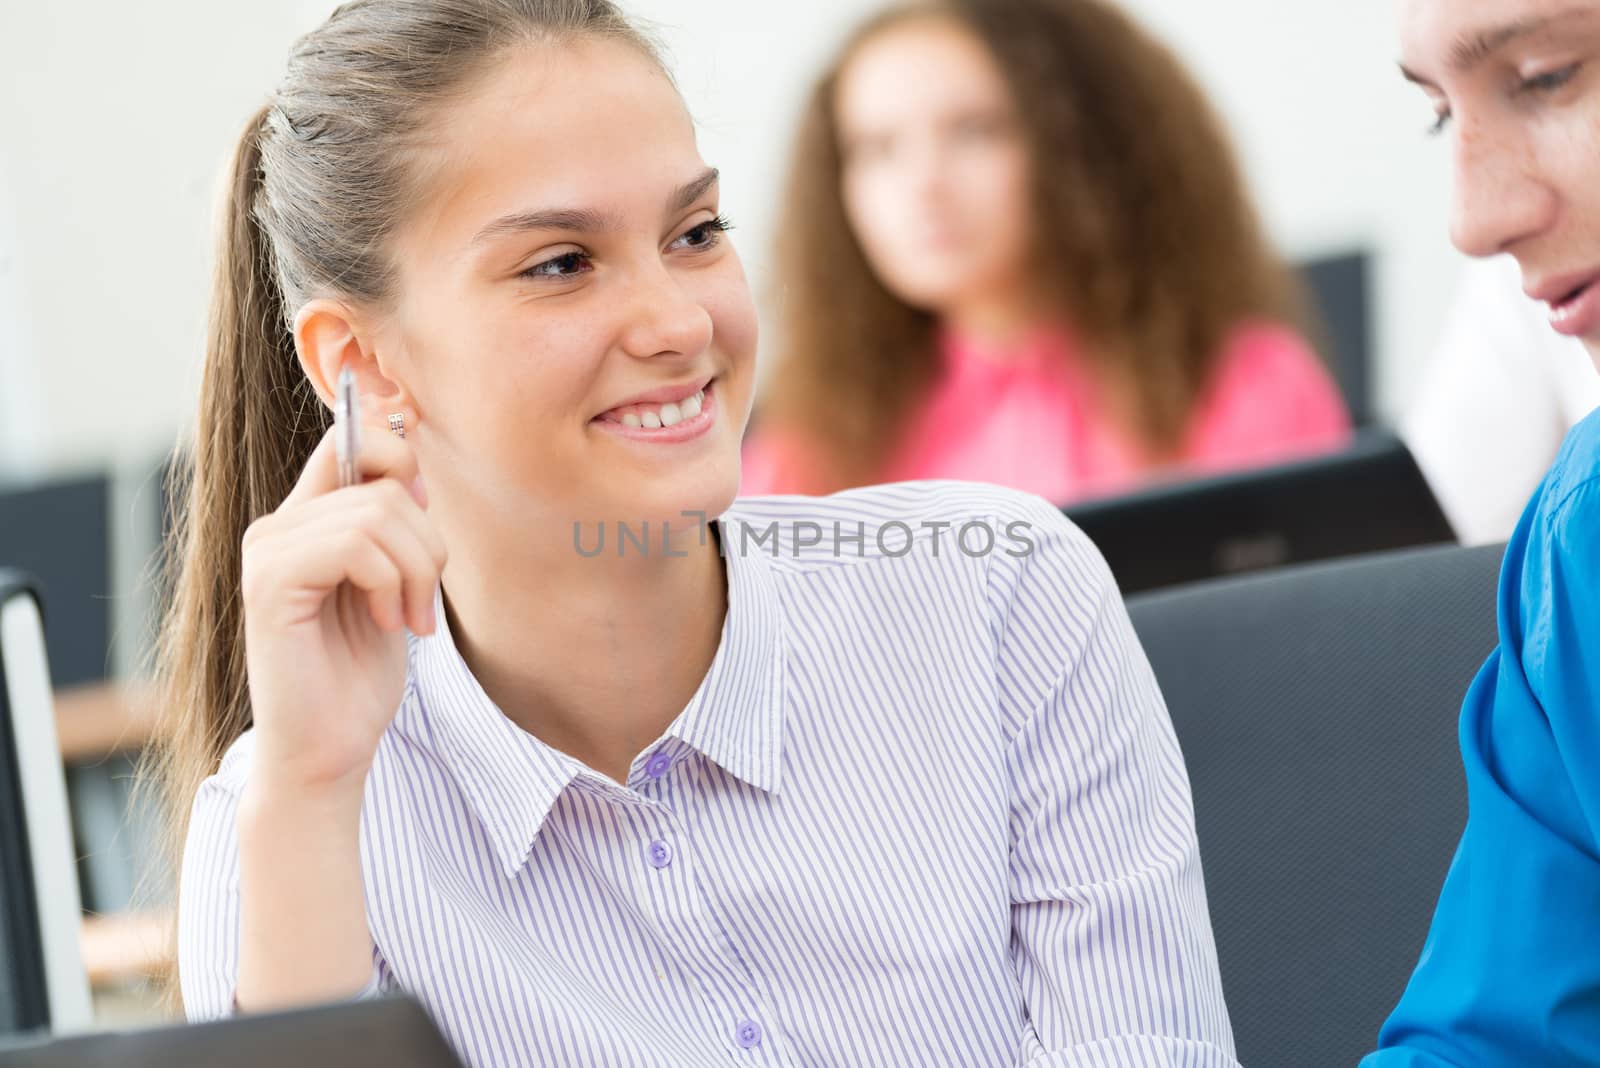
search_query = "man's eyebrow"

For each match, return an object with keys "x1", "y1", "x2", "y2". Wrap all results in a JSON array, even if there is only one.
[
  {"x1": 1402, "y1": 7, "x2": 1595, "y2": 85},
  {"x1": 468, "y1": 167, "x2": 720, "y2": 249}
]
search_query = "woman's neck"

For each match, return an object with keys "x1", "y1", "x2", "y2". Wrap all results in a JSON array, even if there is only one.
[
  {"x1": 438, "y1": 515, "x2": 728, "y2": 784},
  {"x1": 942, "y1": 285, "x2": 1051, "y2": 359}
]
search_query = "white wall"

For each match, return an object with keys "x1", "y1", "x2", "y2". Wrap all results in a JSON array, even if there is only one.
[
  {"x1": 0, "y1": 2, "x2": 305, "y2": 472},
  {"x1": 3, "y1": 0, "x2": 1460, "y2": 474},
  {"x1": 0, "y1": 153, "x2": 45, "y2": 473}
]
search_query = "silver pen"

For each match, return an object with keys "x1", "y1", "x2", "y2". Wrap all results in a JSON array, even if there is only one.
[{"x1": 334, "y1": 366, "x2": 361, "y2": 489}]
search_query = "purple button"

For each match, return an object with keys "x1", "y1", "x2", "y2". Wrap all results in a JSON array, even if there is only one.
[
  {"x1": 646, "y1": 839, "x2": 673, "y2": 869},
  {"x1": 735, "y1": 1019, "x2": 763, "y2": 1049},
  {"x1": 644, "y1": 751, "x2": 671, "y2": 779}
]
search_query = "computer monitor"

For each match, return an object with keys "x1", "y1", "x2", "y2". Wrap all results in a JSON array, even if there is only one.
[
  {"x1": 1066, "y1": 431, "x2": 1457, "y2": 596},
  {"x1": 0, "y1": 476, "x2": 111, "y2": 688},
  {"x1": 0, "y1": 572, "x2": 92, "y2": 1034}
]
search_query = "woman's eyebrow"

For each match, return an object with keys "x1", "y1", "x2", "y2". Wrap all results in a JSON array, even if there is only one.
[
  {"x1": 670, "y1": 167, "x2": 720, "y2": 213},
  {"x1": 468, "y1": 167, "x2": 720, "y2": 249},
  {"x1": 470, "y1": 206, "x2": 617, "y2": 246}
]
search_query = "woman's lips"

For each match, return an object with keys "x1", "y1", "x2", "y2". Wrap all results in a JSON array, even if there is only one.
[{"x1": 591, "y1": 379, "x2": 717, "y2": 444}]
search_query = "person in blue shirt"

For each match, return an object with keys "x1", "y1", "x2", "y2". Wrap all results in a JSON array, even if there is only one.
[{"x1": 1366, "y1": 0, "x2": 1600, "y2": 1063}]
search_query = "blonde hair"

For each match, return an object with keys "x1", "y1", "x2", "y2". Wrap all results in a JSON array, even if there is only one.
[{"x1": 139, "y1": 0, "x2": 666, "y2": 1010}]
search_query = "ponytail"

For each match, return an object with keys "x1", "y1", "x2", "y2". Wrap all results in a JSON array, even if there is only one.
[
  {"x1": 138, "y1": 105, "x2": 329, "y2": 1011},
  {"x1": 134, "y1": 0, "x2": 670, "y2": 1015}
]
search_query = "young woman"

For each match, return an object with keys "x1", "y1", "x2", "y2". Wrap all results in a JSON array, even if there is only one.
[
  {"x1": 1365, "y1": 0, "x2": 1600, "y2": 1062},
  {"x1": 740, "y1": 0, "x2": 1352, "y2": 503},
  {"x1": 154, "y1": 1, "x2": 1238, "y2": 1065}
]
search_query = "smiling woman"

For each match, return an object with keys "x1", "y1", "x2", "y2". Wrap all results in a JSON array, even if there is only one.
[{"x1": 145, "y1": 2, "x2": 1240, "y2": 1066}]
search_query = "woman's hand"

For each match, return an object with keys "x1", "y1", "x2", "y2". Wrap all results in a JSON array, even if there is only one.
[{"x1": 239, "y1": 409, "x2": 447, "y2": 800}]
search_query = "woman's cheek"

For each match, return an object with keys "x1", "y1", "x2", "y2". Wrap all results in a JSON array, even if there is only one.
[{"x1": 701, "y1": 263, "x2": 759, "y2": 361}]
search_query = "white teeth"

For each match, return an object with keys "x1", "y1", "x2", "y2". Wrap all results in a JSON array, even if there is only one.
[{"x1": 608, "y1": 386, "x2": 708, "y2": 428}]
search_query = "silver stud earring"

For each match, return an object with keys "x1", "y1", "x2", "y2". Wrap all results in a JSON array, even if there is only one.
[{"x1": 388, "y1": 412, "x2": 406, "y2": 439}]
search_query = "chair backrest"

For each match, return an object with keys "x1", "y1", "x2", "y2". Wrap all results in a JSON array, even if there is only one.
[
  {"x1": 0, "y1": 572, "x2": 93, "y2": 1034},
  {"x1": 1298, "y1": 248, "x2": 1372, "y2": 426},
  {"x1": 1124, "y1": 542, "x2": 1504, "y2": 1067},
  {"x1": 1067, "y1": 431, "x2": 1456, "y2": 596}
]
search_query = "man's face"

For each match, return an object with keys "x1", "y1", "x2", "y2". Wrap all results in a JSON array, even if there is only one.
[{"x1": 1401, "y1": 0, "x2": 1600, "y2": 365}]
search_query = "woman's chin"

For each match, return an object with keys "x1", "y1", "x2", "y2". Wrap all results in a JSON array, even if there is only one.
[{"x1": 606, "y1": 468, "x2": 739, "y2": 531}]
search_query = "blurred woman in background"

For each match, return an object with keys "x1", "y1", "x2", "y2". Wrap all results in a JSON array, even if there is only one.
[{"x1": 742, "y1": 0, "x2": 1352, "y2": 502}]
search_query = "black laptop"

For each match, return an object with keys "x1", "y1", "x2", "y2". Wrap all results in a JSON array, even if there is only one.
[
  {"x1": 1065, "y1": 430, "x2": 1457, "y2": 595},
  {"x1": 0, "y1": 994, "x2": 464, "y2": 1068}
]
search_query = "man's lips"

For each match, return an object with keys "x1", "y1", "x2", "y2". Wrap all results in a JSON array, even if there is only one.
[{"x1": 1526, "y1": 270, "x2": 1600, "y2": 307}]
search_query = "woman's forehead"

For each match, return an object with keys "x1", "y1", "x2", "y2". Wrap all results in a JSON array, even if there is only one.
[
  {"x1": 839, "y1": 21, "x2": 1006, "y2": 124},
  {"x1": 404, "y1": 39, "x2": 700, "y2": 254}
]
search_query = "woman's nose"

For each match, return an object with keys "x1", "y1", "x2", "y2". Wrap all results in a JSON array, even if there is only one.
[{"x1": 617, "y1": 266, "x2": 715, "y2": 361}]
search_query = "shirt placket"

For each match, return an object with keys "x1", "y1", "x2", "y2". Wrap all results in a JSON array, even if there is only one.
[{"x1": 623, "y1": 762, "x2": 796, "y2": 1067}]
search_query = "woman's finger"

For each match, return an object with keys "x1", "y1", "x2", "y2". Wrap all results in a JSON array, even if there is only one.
[{"x1": 282, "y1": 412, "x2": 423, "y2": 510}]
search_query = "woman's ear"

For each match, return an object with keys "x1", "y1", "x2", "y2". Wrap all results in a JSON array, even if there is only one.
[{"x1": 293, "y1": 298, "x2": 417, "y2": 426}]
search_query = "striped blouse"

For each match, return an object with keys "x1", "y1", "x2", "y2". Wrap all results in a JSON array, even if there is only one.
[{"x1": 179, "y1": 480, "x2": 1238, "y2": 1067}]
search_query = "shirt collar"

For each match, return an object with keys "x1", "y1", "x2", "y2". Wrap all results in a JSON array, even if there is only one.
[
  {"x1": 399, "y1": 513, "x2": 786, "y2": 880},
  {"x1": 660, "y1": 512, "x2": 787, "y2": 795},
  {"x1": 403, "y1": 600, "x2": 581, "y2": 880}
]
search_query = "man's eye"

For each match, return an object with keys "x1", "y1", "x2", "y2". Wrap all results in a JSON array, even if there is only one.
[{"x1": 1520, "y1": 63, "x2": 1580, "y2": 94}]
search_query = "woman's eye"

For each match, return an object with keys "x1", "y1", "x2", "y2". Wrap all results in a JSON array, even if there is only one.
[
  {"x1": 1426, "y1": 109, "x2": 1452, "y2": 137},
  {"x1": 521, "y1": 250, "x2": 589, "y2": 280},
  {"x1": 670, "y1": 215, "x2": 733, "y2": 251}
]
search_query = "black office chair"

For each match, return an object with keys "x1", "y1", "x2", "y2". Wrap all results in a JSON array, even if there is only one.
[
  {"x1": 0, "y1": 572, "x2": 93, "y2": 1034},
  {"x1": 1125, "y1": 542, "x2": 1504, "y2": 1067}
]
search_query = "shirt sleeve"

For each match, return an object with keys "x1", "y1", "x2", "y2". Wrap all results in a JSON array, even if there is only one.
[
  {"x1": 1363, "y1": 477, "x2": 1600, "y2": 1065},
  {"x1": 988, "y1": 494, "x2": 1239, "y2": 1067},
  {"x1": 177, "y1": 770, "x2": 391, "y2": 1020}
]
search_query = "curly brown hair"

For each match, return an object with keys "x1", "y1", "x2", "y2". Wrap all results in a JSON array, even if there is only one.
[{"x1": 754, "y1": 0, "x2": 1317, "y2": 492}]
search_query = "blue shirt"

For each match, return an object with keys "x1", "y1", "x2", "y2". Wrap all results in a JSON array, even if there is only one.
[
  {"x1": 181, "y1": 481, "x2": 1239, "y2": 1067},
  {"x1": 1365, "y1": 410, "x2": 1600, "y2": 1065}
]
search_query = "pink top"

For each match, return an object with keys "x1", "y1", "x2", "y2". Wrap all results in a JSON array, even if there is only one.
[{"x1": 741, "y1": 320, "x2": 1353, "y2": 504}]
